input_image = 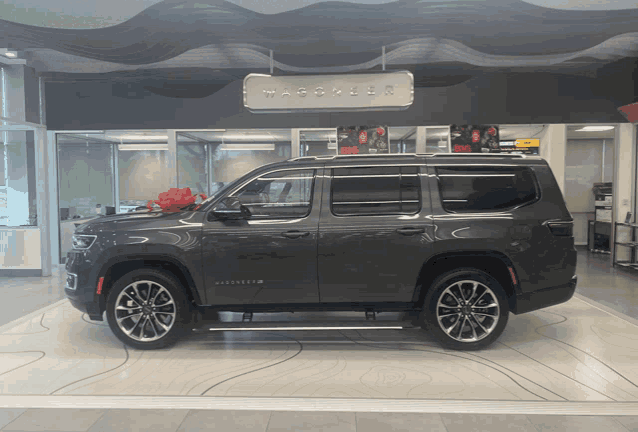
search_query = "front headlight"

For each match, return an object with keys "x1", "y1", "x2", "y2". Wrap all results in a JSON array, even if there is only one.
[{"x1": 72, "y1": 235, "x2": 97, "y2": 250}]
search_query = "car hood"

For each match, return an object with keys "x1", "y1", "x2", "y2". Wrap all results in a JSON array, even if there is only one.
[{"x1": 74, "y1": 210, "x2": 201, "y2": 234}]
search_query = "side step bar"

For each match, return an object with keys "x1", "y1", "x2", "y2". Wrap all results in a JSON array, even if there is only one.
[{"x1": 192, "y1": 319, "x2": 420, "y2": 332}]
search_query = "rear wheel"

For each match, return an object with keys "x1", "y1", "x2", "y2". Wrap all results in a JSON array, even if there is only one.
[
  {"x1": 421, "y1": 268, "x2": 509, "y2": 351},
  {"x1": 106, "y1": 269, "x2": 191, "y2": 350}
]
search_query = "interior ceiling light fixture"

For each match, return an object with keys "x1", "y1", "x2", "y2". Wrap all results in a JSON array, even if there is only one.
[
  {"x1": 575, "y1": 126, "x2": 615, "y2": 132},
  {"x1": 218, "y1": 143, "x2": 275, "y2": 151},
  {"x1": 114, "y1": 135, "x2": 169, "y2": 141},
  {"x1": 118, "y1": 144, "x2": 169, "y2": 151},
  {"x1": 221, "y1": 134, "x2": 279, "y2": 141},
  {"x1": 2, "y1": 51, "x2": 17, "y2": 58}
]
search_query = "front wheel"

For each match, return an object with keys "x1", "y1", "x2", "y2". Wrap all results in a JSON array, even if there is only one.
[
  {"x1": 421, "y1": 268, "x2": 509, "y2": 351},
  {"x1": 106, "y1": 269, "x2": 191, "y2": 350}
]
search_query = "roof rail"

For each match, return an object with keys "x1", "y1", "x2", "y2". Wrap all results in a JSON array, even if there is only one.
[
  {"x1": 290, "y1": 153, "x2": 429, "y2": 162},
  {"x1": 427, "y1": 153, "x2": 527, "y2": 158}
]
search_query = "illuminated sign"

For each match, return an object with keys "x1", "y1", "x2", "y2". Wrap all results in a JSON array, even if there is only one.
[{"x1": 515, "y1": 139, "x2": 540, "y2": 148}]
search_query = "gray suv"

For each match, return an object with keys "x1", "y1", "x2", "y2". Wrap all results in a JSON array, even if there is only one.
[{"x1": 65, "y1": 153, "x2": 577, "y2": 351}]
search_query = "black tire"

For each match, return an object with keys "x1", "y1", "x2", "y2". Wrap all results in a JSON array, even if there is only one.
[
  {"x1": 420, "y1": 268, "x2": 509, "y2": 351},
  {"x1": 106, "y1": 269, "x2": 192, "y2": 350}
]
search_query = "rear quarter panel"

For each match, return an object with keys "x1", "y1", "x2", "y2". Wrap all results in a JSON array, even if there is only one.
[{"x1": 426, "y1": 159, "x2": 576, "y2": 295}]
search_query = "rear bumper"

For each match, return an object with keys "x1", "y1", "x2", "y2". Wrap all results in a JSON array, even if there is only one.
[{"x1": 513, "y1": 275, "x2": 577, "y2": 315}]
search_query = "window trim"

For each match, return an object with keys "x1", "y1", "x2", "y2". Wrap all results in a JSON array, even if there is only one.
[
  {"x1": 435, "y1": 165, "x2": 541, "y2": 214},
  {"x1": 329, "y1": 165, "x2": 423, "y2": 218},
  {"x1": 210, "y1": 168, "x2": 317, "y2": 221}
]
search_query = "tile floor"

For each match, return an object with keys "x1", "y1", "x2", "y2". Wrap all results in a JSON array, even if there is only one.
[
  {"x1": 0, "y1": 409, "x2": 637, "y2": 432},
  {"x1": 0, "y1": 248, "x2": 637, "y2": 431}
]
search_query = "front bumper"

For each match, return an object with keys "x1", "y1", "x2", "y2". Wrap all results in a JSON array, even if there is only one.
[
  {"x1": 513, "y1": 275, "x2": 577, "y2": 315},
  {"x1": 65, "y1": 251, "x2": 104, "y2": 321},
  {"x1": 65, "y1": 286, "x2": 103, "y2": 320}
]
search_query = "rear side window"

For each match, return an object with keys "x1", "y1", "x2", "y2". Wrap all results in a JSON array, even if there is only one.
[
  {"x1": 436, "y1": 166, "x2": 538, "y2": 212},
  {"x1": 331, "y1": 166, "x2": 421, "y2": 216}
]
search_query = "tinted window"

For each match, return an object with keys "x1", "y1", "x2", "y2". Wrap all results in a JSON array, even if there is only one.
[
  {"x1": 331, "y1": 166, "x2": 421, "y2": 216},
  {"x1": 436, "y1": 166, "x2": 538, "y2": 212},
  {"x1": 231, "y1": 169, "x2": 315, "y2": 218}
]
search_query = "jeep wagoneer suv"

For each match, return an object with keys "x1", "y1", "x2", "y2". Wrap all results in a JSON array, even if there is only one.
[{"x1": 65, "y1": 153, "x2": 577, "y2": 350}]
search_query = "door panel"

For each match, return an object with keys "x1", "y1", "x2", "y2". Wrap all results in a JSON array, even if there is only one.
[
  {"x1": 318, "y1": 164, "x2": 433, "y2": 303},
  {"x1": 202, "y1": 168, "x2": 322, "y2": 305}
]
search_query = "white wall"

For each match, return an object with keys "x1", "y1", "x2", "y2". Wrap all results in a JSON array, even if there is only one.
[
  {"x1": 539, "y1": 124, "x2": 567, "y2": 195},
  {"x1": 613, "y1": 123, "x2": 637, "y2": 263}
]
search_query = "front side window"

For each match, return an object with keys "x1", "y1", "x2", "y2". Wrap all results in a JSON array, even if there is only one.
[
  {"x1": 436, "y1": 166, "x2": 539, "y2": 212},
  {"x1": 331, "y1": 166, "x2": 421, "y2": 216},
  {"x1": 230, "y1": 169, "x2": 315, "y2": 219}
]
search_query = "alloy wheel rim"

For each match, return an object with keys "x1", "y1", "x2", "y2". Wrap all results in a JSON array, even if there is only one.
[
  {"x1": 114, "y1": 280, "x2": 176, "y2": 342},
  {"x1": 435, "y1": 279, "x2": 500, "y2": 343}
]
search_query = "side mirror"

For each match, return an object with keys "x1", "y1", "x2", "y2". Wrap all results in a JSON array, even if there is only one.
[{"x1": 211, "y1": 197, "x2": 251, "y2": 221}]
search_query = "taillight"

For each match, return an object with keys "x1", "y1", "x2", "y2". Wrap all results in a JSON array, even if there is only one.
[{"x1": 546, "y1": 220, "x2": 573, "y2": 237}]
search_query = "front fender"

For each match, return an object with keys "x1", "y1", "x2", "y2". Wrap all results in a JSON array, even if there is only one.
[{"x1": 93, "y1": 243, "x2": 205, "y2": 305}]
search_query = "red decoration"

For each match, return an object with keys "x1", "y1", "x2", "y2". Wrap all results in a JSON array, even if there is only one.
[
  {"x1": 147, "y1": 188, "x2": 207, "y2": 213},
  {"x1": 340, "y1": 146, "x2": 360, "y2": 155},
  {"x1": 454, "y1": 144, "x2": 472, "y2": 153},
  {"x1": 488, "y1": 127, "x2": 497, "y2": 136},
  {"x1": 618, "y1": 103, "x2": 638, "y2": 123},
  {"x1": 359, "y1": 131, "x2": 368, "y2": 144},
  {"x1": 377, "y1": 127, "x2": 385, "y2": 136},
  {"x1": 472, "y1": 130, "x2": 480, "y2": 143}
]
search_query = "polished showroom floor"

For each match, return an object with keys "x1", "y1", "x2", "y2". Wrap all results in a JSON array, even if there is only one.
[{"x1": 0, "y1": 248, "x2": 637, "y2": 431}]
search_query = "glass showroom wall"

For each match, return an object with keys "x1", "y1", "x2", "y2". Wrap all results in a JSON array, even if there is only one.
[
  {"x1": 298, "y1": 126, "x2": 450, "y2": 156},
  {"x1": 177, "y1": 130, "x2": 292, "y2": 197},
  {"x1": 56, "y1": 130, "x2": 172, "y2": 261},
  {"x1": 563, "y1": 125, "x2": 616, "y2": 248},
  {"x1": 0, "y1": 131, "x2": 38, "y2": 227}
]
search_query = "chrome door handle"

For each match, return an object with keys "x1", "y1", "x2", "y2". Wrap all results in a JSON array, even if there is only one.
[
  {"x1": 282, "y1": 231, "x2": 310, "y2": 239},
  {"x1": 396, "y1": 227, "x2": 425, "y2": 236}
]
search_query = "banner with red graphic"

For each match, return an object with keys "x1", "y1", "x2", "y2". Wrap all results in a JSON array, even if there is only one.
[
  {"x1": 450, "y1": 125, "x2": 500, "y2": 153},
  {"x1": 337, "y1": 125, "x2": 389, "y2": 155}
]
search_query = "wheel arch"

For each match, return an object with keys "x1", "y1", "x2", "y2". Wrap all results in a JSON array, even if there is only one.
[
  {"x1": 413, "y1": 251, "x2": 519, "y2": 312},
  {"x1": 96, "y1": 254, "x2": 203, "y2": 316}
]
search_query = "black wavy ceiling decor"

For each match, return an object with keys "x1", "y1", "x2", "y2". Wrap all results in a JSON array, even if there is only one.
[
  {"x1": 2, "y1": 0, "x2": 638, "y2": 68},
  {"x1": 2, "y1": 0, "x2": 637, "y2": 104}
]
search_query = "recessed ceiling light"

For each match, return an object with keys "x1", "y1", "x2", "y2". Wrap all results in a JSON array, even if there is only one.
[
  {"x1": 575, "y1": 126, "x2": 615, "y2": 132},
  {"x1": 3, "y1": 51, "x2": 17, "y2": 58}
]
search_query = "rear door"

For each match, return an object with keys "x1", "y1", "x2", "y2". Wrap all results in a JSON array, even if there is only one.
[{"x1": 317, "y1": 162, "x2": 434, "y2": 303}]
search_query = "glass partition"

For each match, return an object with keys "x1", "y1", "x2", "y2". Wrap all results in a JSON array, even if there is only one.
[
  {"x1": 105, "y1": 130, "x2": 171, "y2": 211},
  {"x1": 389, "y1": 127, "x2": 416, "y2": 153},
  {"x1": 0, "y1": 131, "x2": 38, "y2": 227},
  {"x1": 299, "y1": 129, "x2": 336, "y2": 157},
  {"x1": 178, "y1": 129, "x2": 292, "y2": 194},
  {"x1": 564, "y1": 124, "x2": 616, "y2": 247},
  {"x1": 118, "y1": 149, "x2": 171, "y2": 210},
  {"x1": 57, "y1": 133, "x2": 114, "y2": 261},
  {"x1": 57, "y1": 130, "x2": 169, "y2": 261},
  {"x1": 177, "y1": 143, "x2": 207, "y2": 196},
  {"x1": 298, "y1": 127, "x2": 424, "y2": 156},
  {"x1": 425, "y1": 126, "x2": 450, "y2": 153},
  {"x1": 58, "y1": 139, "x2": 115, "y2": 219}
]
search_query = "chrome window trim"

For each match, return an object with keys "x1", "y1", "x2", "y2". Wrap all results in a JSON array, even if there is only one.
[{"x1": 207, "y1": 166, "x2": 321, "y2": 221}]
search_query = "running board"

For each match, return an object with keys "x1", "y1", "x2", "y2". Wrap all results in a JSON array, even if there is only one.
[{"x1": 192, "y1": 320, "x2": 420, "y2": 332}]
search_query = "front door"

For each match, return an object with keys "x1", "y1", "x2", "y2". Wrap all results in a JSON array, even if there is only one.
[
  {"x1": 202, "y1": 167, "x2": 322, "y2": 305},
  {"x1": 318, "y1": 164, "x2": 433, "y2": 303}
]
